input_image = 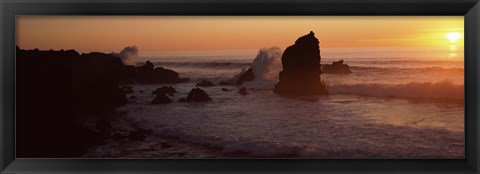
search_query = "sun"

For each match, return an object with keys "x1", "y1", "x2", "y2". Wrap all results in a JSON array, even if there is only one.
[{"x1": 446, "y1": 32, "x2": 461, "y2": 42}]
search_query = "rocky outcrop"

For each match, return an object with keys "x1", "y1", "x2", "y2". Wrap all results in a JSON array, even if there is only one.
[
  {"x1": 16, "y1": 48, "x2": 132, "y2": 157},
  {"x1": 274, "y1": 31, "x2": 328, "y2": 95},
  {"x1": 152, "y1": 86, "x2": 177, "y2": 95},
  {"x1": 136, "y1": 61, "x2": 189, "y2": 84},
  {"x1": 180, "y1": 88, "x2": 212, "y2": 102},
  {"x1": 151, "y1": 93, "x2": 173, "y2": 104},
  {"x1": 322, "y1": 60, "x2": 352, "y2": 74},
  {"x1": 236, "y1": 67, "x2": 254, "y2": 85},
  {"x1": 196, "y1": 80, "x2": 215, "y2": 87}
]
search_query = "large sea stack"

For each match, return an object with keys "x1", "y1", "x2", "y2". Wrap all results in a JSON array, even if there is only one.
[{"x1": 274, "y1": 31, "x2": 328, "y2": 95}]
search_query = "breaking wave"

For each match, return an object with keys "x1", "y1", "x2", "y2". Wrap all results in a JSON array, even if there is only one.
[{"x1": 327, "y1": 80, "x2": 464, "y2": 101}]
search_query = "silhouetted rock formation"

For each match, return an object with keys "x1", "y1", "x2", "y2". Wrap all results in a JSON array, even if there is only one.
[
  {"x1": 152, "y1": 86, "x2": 177, "y2": 95},
  {"x1": 181, "y1": 88, "x2": 212, "y2": 102},
  {"x1": 238, "y1": 87, "x2": 249, "y2": 95},
  {"x1": 16, "y1": 48, "x2": 133, "y2": 157},
  {"x1": 218, "y1": 80, "x2": 231, "y2": 85},
  {"x1": 236, "y1": 67, "x2": 254, "y2": 85},
  {"x1": 196, "y1": 80, "x2": 215, "y2": 87},
  {"x1": 322, "y1": 60, "x2": 352, "y2": 74},
  {"x1": 151, "y1": 93, "x2": 173, "y2": 104},
  {"x1": 274, "y1": 31, "x2": 328, "y2": 95},
  {"x1": 136, "y1": 61, "x2": 189, "y2": 84}
]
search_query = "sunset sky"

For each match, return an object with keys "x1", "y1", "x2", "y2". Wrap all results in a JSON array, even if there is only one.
[{"x1": 17, "y1": 16, "x2": 463, "y2": 53}]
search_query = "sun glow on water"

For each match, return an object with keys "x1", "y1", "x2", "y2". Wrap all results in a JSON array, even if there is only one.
[{"x1": 446, "y1": 32, "x2": 462, "y2": 42}]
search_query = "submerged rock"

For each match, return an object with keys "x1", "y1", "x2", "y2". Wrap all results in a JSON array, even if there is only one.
[
  {"x1": 236, "y1": 67, "x2": 254, "y2": 85},
  {"x1": 274, "y1": 31, "x2": 328, "y2": 95},
  {"x1": 196, "y1": 80, "x2": 215, "y2": 87},
  {"x1": 151, "y1": 93, "x2": 173, "y2": 104},
  {"x1": 238, "y1": 87, "x2": 249, "y2": 95},
  {"x1": 221, "y1": 88, "x2": 229, "y2": 91},
  {"x1": 322, "y1": 60, "x2": 352, "y2": 74},
  {"x1": 184, "y1": 88, "x2": 212, "y2": 102},
  {"x1": 152, "y1": 86, "x2": 177, "y2": 95}
]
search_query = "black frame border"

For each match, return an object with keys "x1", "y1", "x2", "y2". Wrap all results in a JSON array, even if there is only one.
[{"x1": 1, "y1": 0, "x2": 480, "y2": 173}]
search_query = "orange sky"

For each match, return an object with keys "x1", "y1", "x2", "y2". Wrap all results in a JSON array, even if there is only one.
[{"x1": 16, "y1": 16, "x2": 463, "y2": 52}]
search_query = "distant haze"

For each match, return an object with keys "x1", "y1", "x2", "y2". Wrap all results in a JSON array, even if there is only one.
[{"x1": 17, "y1": 16, "x2": 463, "y2": 53}]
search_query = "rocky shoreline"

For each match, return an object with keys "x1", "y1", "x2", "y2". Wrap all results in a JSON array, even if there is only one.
[{"x1": 16, "y1": 31, "x2": 353, "y2": 158}]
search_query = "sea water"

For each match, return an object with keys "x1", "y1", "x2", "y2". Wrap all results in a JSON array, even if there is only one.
[{"x1": 113, "y1": 47, "x2": 464, "y2": 158}]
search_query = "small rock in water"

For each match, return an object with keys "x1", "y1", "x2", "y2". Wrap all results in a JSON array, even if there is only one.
[
  {"x1": 218, "y1": 80, "x2": 231, "y2": 85},
  {"x1": 238, "y1": 87, "x2": 248, "y2": 95},
  {"x1": 152, "y1": 86, "x2": 177, "y2": 95},
  {"x1": 151, "y1": 93, "x2": 172, "y2": 104},
  {"x1": 236, "y1": 67, "x2": 254, "y2": 85},
  {"x1": 178, "y1": 98, "x2": 187, "y2": 102},
  {"x1": 184, "y1": 88, "x2": 212, "y2": 102},
  {"x1": 128, "y1": 95, "x2": 137, "y2": 100},
  {"x1": 221, "y1": 88, "x2": 229, "y2": 91},
  {"x1": 196, "y1": 80, "x2": 215, "y2": 87},
  {"x1": 322, "y1": 60, "x2": 352, "y2": 74}
]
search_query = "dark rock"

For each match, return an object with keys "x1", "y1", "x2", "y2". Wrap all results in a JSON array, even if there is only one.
[
  {"x1": 136, "y1": 61, "x2": 189, "y2": 84},
  {"x1": 218, "y1": 80, "x2": 231, "y2": 85},
  {"x1": 151, "y1": 93, "x2": 173, "y2": 104},
  {"x1": 178, "y1": 98, "x2": 187, "y2": 102},
  {"x1": 274, "y1": 31, "x2": 328, "y2": 95},
  {"x1": 152, "y1": 86, "x2": 177, "y2": 95},
  {"x1": 196, "y1": 80, "x2": 215, "y2": 87},
  {"x1": 113, "y1": 87, "x2": 129, "y2": 107},
  {"x1": 139, "y1": 90, "x2": 144, "y2": 93},
  {"x1": 128, "y1": 95, "x2": 137, "y2": 100},
  {"x1": 238, "y1": 87, "x2": 249, "y2": 95},
  {"x1": 221, "y1": 88, "x2": 229, "y2": 91},
  {"x1": 95, "y1": 118, "x2": 112, "y2": 132},
  {"x1": 16, "y1": 48, "x2": 131, "y2": 157},
  {"x1": 322, "y1": 60, "x2": 352, "y2": 74},
  {"x1": 184, "y1": 88, "x2": 212, "y2": 102},
  {"x1": 236, "y1": 67, "x2": 254, "y2": 85}
]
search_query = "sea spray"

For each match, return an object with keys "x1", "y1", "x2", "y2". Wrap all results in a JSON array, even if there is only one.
[
  {"x1": 236, "y1": 47, "x2": 282, "y2": 89},
  {"x1": 111, "y1": 46, "x2": 139, "y2": 65}
]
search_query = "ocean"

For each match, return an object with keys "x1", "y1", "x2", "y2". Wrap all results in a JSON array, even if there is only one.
[{"x1": 88, "y1": 47, "x2": 464, "y2": 158}]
